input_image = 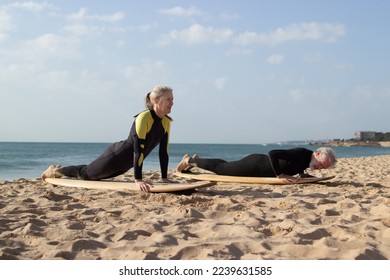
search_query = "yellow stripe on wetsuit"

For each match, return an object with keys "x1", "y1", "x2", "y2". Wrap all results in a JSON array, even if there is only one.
[
  {"x1": 134, "y1": 110, "x2": 171, "y2": 168},
  {"x1": 135, "y1": 111, "x2": 153, "y2": 167}
]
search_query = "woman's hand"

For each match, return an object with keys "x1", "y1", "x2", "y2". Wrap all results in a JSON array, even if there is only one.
[
  {"x1": 135, "y1": 179, "x2": 153, "y2": 192},
  {"x1": 277, "y1": 174, "x2": 299, "y2": 183}
]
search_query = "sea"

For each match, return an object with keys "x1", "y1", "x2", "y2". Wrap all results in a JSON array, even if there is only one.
[{"x1": 1, "y1": 141, "x2": 390, "y2": 181}]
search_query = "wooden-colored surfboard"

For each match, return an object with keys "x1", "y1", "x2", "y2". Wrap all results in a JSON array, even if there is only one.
[
  {"x1": 176, "y1": 172, "x2": 335, "y2": 185},
  {"x1": 45, "y1": 178, "x2": 216, "y2": 193}
]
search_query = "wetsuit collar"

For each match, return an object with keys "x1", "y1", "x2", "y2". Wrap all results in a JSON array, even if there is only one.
[
  {"x1": 150, "y1": 109, "x2": 163, "y2": 120},
  {"x1": 134, "y1": 109, "x2": 162, "y2": 120}
]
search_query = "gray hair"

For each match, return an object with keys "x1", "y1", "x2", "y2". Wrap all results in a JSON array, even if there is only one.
[
  {"x1": 315, "y1": 147, "x2": 337, "y2": 167},
  {"x1": 145, "y1": 85, "x2": 172, "y2": 110}
]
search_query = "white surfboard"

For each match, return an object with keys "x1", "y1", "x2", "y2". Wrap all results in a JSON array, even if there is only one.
[
  {"x1": 45, "y1": 178, "x2": 216, "y2": 193},
  {"x1": 176, "y1": 172, "x2": 335, "y2": 185}
]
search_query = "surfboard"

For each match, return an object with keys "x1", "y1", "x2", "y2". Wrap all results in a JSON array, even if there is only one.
[
  {"x1": 175, "y1": 172, "x2": 335, "y2": 185},
  {"x1": 44, "y1": 178, "x2": 215, "y2": 193}
]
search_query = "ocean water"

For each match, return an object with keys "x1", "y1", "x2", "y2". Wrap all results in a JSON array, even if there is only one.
[{"x1": 1, "y1": 142, "x2": 390, "y2": 181}]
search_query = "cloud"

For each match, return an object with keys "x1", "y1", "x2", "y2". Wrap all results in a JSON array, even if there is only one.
[
  {"x1": 21, "y1": 33, "x2": 80, "y2": 60},
  {"x1": 234, "y1": 22, "x2": 346, "y2": 46},
  {"x1": 63, "y1": 22, "x2": 156, "y2": 37},
  {"x1": 225, "y1": 48, "x2": 252, "y2": 56},
  {"x1": 0, "y1": 63, "x2": 41, "y2": 84},
  {"x1": 158, "y1": 24, "x2": 234, "y2": 45},
  {"x1": 66, "y1": 7, "x2": 125, "y2": 22},
  {"x1": 267, "y1": 54, "x2": 284, "y2": 64},
  {"x1": 63, "y1": 8, "x2": 131, "y2": 37},
  {"x1": 159, "y1": 6, "x2": 201, "y2": 17},
  {"x1": 333, "y1": 63, "x2": 354, "y2": 70},
  {"x1": 303, "y1": 52, "x2": 323, "y2": 63},
  {"x1": 290, "y1": 89, "x2": 304, "y2": 102},
  {"x1": 0, "y1": 2, "x2": 55, "y2": 41},
  {"x1": 220, "y1": 11, "x2": 240, "y2": 20},
  {"x1": 115, "y1": 40, "x2": 126, "y2": 48},
  {"x1": 0, "y1": 1, "x2": 50, "y2": 11},
  {"x1": 62, "y1": 23, "x2": 106, "y2": 36},
  {"x1": 215, "y1": 77, "x2": 227, "y2": 90},
  {"x1": 158, "y1": 22, "x2": 345, "y2": 47},
  {"x1": 123, "y1": 60, "x2": 167, "y2": 78},
  {"x1": 122, "y1": 60, "x2": 172, "y2": 95},
  {"x1": 127, "y1": 23, "x2": 157, "y2": 32},
  {"x1": 0, "y1": 10, "x2": 12, "y2": 40}
]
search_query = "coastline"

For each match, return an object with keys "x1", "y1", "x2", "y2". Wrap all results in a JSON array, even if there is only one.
[
  {"x1": 310, "y1": 140, "x2": 390, "y2": 147},
  {"x1": 1, "y1": 155, "x2": 390, "y2": 260}
]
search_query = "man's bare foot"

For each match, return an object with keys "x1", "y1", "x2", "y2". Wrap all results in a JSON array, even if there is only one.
[
  {"x1": 176, "y1": 154, "x2": 190, "y2": 172},
  {"x1": 183, "y1": 154, "x2": 199, "y2": 172},
  {"x1": 41, "y1": 165, "x2": 62, "y2": 180}
]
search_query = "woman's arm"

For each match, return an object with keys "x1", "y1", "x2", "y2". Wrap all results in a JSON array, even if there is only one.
[{"x1": 158, "y1": 132, "x2": 169, "y2": 179}]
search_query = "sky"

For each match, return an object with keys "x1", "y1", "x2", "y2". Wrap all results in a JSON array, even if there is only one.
[{"x1": 1, "y1": 0, "x2": 389, "y2": 144}]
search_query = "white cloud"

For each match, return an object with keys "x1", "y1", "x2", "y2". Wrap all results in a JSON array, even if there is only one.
[
  {"x1": 122, "y1": 60, "x2": 171, "y2": 95},
  {"x1": 215, "y1": 77, "x2": 227, "y2": 90},
  {"x1": 63, "y1": 23, "x2": 92, "y2": 35},
  {"x1": 333, "y1": 63, "x2": 354, "y2": 70},
  {"x1": 234, "y1": 22, "x2": 346, "y2": 46},
  {"x1": 159, "y1": 6, "x2": 201, "y2": 17},
  {"x1": 225, "y1": 48, "x2": 252, "y2": 56},
  {"x1": 128, "y1": 23, "x2": 157, "y2": 32},
  {"x1": 66, "y1": 7, "x2": 125, "y2": 22},
  {"x1": 352, "y1": 85, "x2": 374, "y2": 99},
  {"x1": 21, "y1": 33, "x2": 80, "y2": 60},
  {"x1": 116, "y1": 40, "x2": 126, "y2": 48},
  {"x1": 303, "y1": 52, "x2": 324, "y2": 63},
  {"x1": 0, "y1": 63, "x2": 42, "y2": 84},
  {"x1": 267, "y1": 54, "x2": 284, "y2": 64},
  {"x1": 290, "y1": 89, "x2": 304, "y2": 102},
  {"x1": 63, "y1": 22, "x2": 156, "y2": 37},
  {"x1": 158, "y1": 22, "x2": 345, "y2": 47},
  {"x1": 37, "y1": 70, "x2": 71, "y2": 91},
  {"x1": 62, "y1": 23, "x2": 107, "y2": 36},
  {"x1": 66, "y1": 7, "x2": 87, "y2": 20},
  {"x1": 123, "y1": 60, "x2": 167, "y2": 78},
  {"x1": 1, "y1": 1, "x2": 49, "y2": 11},
  {"x1": 0, "y1": 10, "x2": 12, "y2": 40},
  {"x1": 158, "y1": 24, "x2": 233, "y2": 45},
  {"x1": 220, "y1": 11, "x2": 240, "y2": 20}
]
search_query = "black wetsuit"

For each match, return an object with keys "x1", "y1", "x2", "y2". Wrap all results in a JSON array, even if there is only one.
[
  {"x1": 189, "y1": 148, "x2": 313, "y2": 177},
  {"x1": 59, "y1": 110, "x2": 171, "y2": 180}
]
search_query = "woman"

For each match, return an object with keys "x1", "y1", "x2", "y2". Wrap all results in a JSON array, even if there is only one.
[
  {"x1": 176, "y1": 147, "x2": 336, "y2": 183},
  {"x1": 41, "y1": 85, "x2": 174, "y2": 192}
]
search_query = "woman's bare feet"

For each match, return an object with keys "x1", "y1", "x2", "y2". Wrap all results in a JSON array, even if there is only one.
[{"x1": 41, "y1": 165, "x2": 62, "y2": 180}]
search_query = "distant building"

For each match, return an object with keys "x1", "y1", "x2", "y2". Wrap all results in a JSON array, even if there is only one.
[{"x1": 355, "y1": 131, "x2": 383, "y2": 141}]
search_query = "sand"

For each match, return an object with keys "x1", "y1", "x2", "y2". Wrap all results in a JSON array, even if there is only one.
[{"x1": 1, "y1": 155, "x2": 389, "y2": 260}]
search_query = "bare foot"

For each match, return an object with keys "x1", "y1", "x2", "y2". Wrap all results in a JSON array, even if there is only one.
[
  {"x1": 176, "y1": 154, "x2": 190, "y2": 172},
  {"x1": 41, "y1": 165, "x2": 62, "y2": 180},
  {"x1": 184, "y1": 154, "x2": 199, "y2": 172}
]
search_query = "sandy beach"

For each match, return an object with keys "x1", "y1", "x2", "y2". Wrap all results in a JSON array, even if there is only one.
[{"x1": 1, "y1": 155, "x2": 389, "y2": 260}]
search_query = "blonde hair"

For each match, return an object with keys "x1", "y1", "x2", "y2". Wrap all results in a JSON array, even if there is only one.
[
  {"x1": 145, "y1": 85, "x2": 172, "y2": 110},
  {"x1": 315, "y1": 147, "x2": 337, "y2": 167}
]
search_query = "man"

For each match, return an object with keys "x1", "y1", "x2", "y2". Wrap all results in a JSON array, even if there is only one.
[{"x1": 176, "y1": 147, "x2": 336, "y2": 183}]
